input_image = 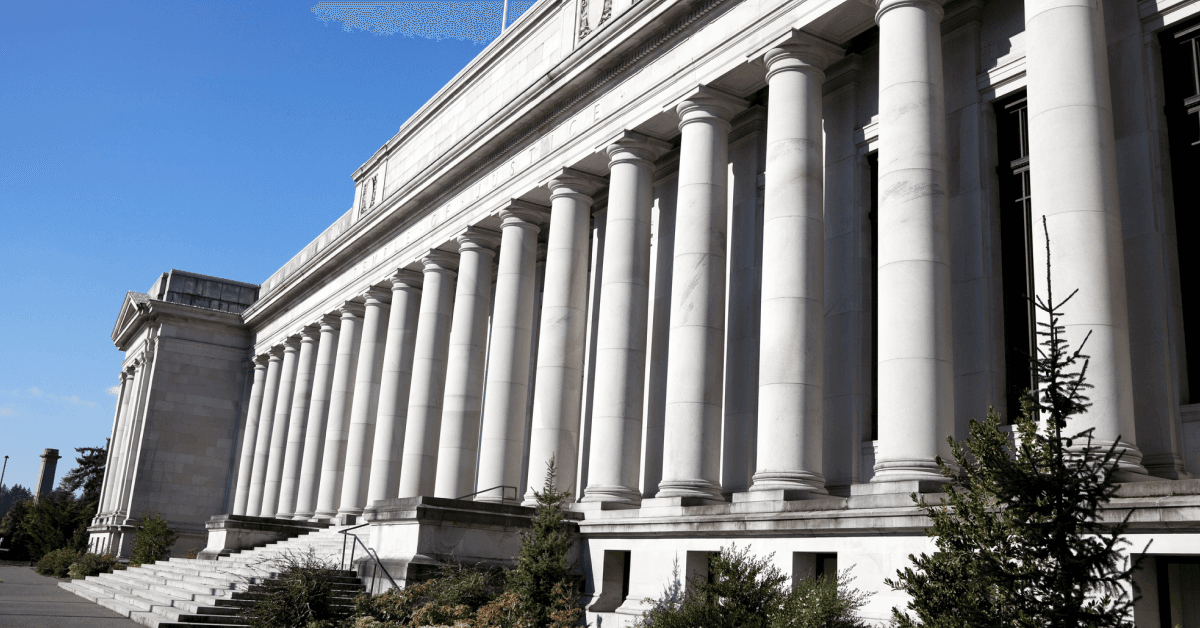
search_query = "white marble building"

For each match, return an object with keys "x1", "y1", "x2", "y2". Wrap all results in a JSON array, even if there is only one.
[{"x1": 90, "y1": 0, "x2": 1200, "y2": 623}]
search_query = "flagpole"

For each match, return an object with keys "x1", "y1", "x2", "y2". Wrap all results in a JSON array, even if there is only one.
[{"x1": 501, "y1": 0, "x2": 509, "y2": 32}]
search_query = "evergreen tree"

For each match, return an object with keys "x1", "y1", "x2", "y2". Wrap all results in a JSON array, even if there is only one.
[
  {"x1": 0, "y1": 483, "x2": 33, "y2": 519},
  {"x1": 58, "y1": 441, "x2": 108, "y2": 505},
  {"x1": 887, "y1": 218, "x2": 1141, "y2": 628},
  {"x1": 505, "y1": 456, "x2": 580, "y2": 627}
]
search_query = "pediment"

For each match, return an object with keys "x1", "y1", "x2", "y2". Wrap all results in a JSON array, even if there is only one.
[{"x1": 111, "y1": 291, "x2": 150, "y2": 345}]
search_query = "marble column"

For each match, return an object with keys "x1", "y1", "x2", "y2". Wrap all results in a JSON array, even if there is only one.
[
  {"x1": 751, "y1": 34, "x2": 842, "y2": 495},
  {"x1": 367, "y1": 271, "x2": 423, "y2": 505},
  {"x1": 233, "y1": 358, "x2": 269, "y2": 515},
  {"x1": 246, "y1": 347, "x2": 284, "y2": 517},
  {"x1": 398, "y1": 252, "x2": 459, "y2": 497},
  {"x1": 657, "y1": 86, "x2": 746, "y2": 501},
  {"x1": 522, "y1": 170, "x2": 605, "y2": 505},
  {"x1": 275, "y1": 325, "x2": 320, "y2": 519},
  {"x1": 1025, "y1": 0, "x2": 1146, "y2": 476},
  {"x1": 293, "y1": 314, "x2": 340, "y2": 520},
  {"x1": 872, "y1": 0, "x2": 956, "y2": 484},
  {"x1": 477, "y1": 201, "x2": 549, "y2": 503},
  {"x1": 338, "y1": 287, "x2": 392, "y2": 521},
  {"x1": 260, "y1": 337, "x2": 301, "y2": 516},
  {"x1": 96, "y1": 370, "x2": 130, "y2": 517},
  {"x1": 314, "y1": 302, "x2": 365, "y2": 520},
  {"x1": 103, "y1": 365, "x2": 139, "y2": 518},
  {"x1": 434, "y1": 227, "x2": 501, "y2": 499},
  {"x1": 583, "y1": 132, "x2": 669, "y2": 505},
  {"x1": 116, "y1": 350, "x2": 155, "y2": 520}
]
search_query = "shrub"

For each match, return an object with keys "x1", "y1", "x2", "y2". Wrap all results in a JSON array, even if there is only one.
[
  {"x1": 242, "y1": 548, "x2": 355, "y2": 628},
  {"x1": 35, "y1": 547, "x2": 81, "y2": 577},
  {"x1": 353, "y1": 563, "x2": 504, "y2": 627},
  {"x1": 770, "y1": 569, "x2": 871, "y2": 628},
  {"x1": 68, "y1": 553, "x2": 119, "y2": 580},
  {"x1": 130, "y1": 512, "x2": 177, "y2": 565}
]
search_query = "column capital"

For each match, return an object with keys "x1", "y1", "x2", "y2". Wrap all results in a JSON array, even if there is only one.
[
  {"x1": 299, "y1": 323, "x2": 322, "y2": 342},
  {"x1": 675, "y1": 85, "x2": 748, "y2": 128},
  {"x1": 422, "y1": 249, "x2": 460, "y2": 273},
  {"x1": 339, "y1": 301, "x2": 367, "y2": 318},
  {"x1": 547, "y1": 167, "x2": 607, "y2": 201},
  {"x1": 875, "y1": 0, "x2": 944, "y2": 22},
  {"x1": 498, "y1": 199, "x2": 550, "y2": 228},
  {"x1": 283, "y1": 335, "x2": 303, "y2": 352},
  {"x1": 252, "y1": 354, "x2": 271, "y2": 368},
  {"x1": 316, "y1": 312, "x2": 342, "y2": 331},
  {"x1": 389, "y1": 269, "x2": 424, "y2": 291},
  {"x1": 117, "y1": 370, "x2": 129, "y2": 383},
  {"x1": 605, "y1": 130, "x2": 673, "y2": 166},
  {"x1": 760, "y1": 30, "x2": 844, "y2": 77},
  {"x1": 267, "y1": 344, "x2": 286, "y2": 360},
  {"x1": 360, "y1": 285, "x2": 393, "y2": 305},
  {"x1": 457, "y1": 226, "x2": 502, "y2": 253}
]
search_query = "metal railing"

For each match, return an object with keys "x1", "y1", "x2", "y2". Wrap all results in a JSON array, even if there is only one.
[
  {"x1": 456, "y1": 484, "x2": 518, "y2": 501},
  {"x1": 339, "y1": 523, "x2": 398, "y2": 595}
]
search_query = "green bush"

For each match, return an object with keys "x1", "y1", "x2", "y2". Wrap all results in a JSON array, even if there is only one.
[
  {"x1": 770, "y1": 570, "x2": 871, "y2": 628},
  {"x1": 637, "y1": 547, "x2": 871, "y2": 628},
  {"x1": 353, "y1": 564, "x2": 503, "y2": 627},
  {"x1": 130, "y1": 512, "x2": 177, "y2": 565},
  {"x1": 68, "y1": 552, "x2": 119, "y2": 580},
  {"x1": 242, "y1": 549, "x2": 355, "y2": 628},
  {"x1": 35, "y1": 547, "x2": 82, "y2": 577},
  {"x1": 0, "y1": 491, "x2": 93, "y2": 562}
]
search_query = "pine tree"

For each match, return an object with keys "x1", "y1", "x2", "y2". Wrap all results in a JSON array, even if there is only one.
[
  {"x1": 58, "y1": 441, "x2": 108, "y2": 505},
  {"x1": 887, "y1": 218, "x2": 1141, "y2": 628},
  {"x1": 505, "y1": 456, "x2": 580, "y2": 628}
]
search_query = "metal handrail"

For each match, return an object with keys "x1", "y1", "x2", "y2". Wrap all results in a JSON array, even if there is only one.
[
  {"x1": 456, "y1": 484, "x2": 518, "y2": 501},
  {"x1": 338, "y1": 524, "x2": 398, "y2": 595}
]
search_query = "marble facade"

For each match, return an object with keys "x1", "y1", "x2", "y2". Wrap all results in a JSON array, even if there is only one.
[{"x1": 93, "y1": 0, "x2": 1200, "y2": 622}]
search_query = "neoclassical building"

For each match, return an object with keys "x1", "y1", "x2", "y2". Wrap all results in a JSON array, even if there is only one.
[{"x1": 87, "y1": 0, "x2": 1200, "y2": 622}]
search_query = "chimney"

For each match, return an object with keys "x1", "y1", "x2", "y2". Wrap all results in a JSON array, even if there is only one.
[{"x1": 34, "y1": 448, "x2": 61, "y2": 502}]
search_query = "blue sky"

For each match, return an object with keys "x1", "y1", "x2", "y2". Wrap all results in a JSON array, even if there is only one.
[{"x1": 0, "y1": 1, "x2": 511, "y2": 491}]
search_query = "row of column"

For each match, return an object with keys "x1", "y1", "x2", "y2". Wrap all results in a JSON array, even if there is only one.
[
  {"x1": 232, "y1": 0, "x2": 1150, "y2": 519},
  {"x1": 96, "y1": 344, "x2": 155, "y2": 524}
]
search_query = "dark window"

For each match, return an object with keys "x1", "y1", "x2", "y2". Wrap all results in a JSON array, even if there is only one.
[
  {"x1": 995, "y1": 91, "x2": 1036, "y2": 422},
  {"x1": 1161, "y1": 17, "x2": 1200, "y2": 402},
  {"x1": 621, "y1": 550, "x2": 631, "y2": 601}
]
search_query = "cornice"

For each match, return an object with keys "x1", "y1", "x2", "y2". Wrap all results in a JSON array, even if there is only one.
[{"x1": 242, "y1": 0, "x2": 748, "y2": 328}]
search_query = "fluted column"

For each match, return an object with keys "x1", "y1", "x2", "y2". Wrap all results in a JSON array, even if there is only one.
[
  {"x1": 367, "y1": 271, "x2": 423, "y2": 505},
  {"x1": 102, "y1": 365, "x2": 139, "y2": 519},
  {"x1": 246, "y1": 347, "x2": 284, "y2": 516},
  {"x1": 293, "y1": 314, "x2": 340, "y2": 520},
  {"x1": 97, "y1": 370, "x2": 130, "y2": 517},
  {"x1": 752, "y1": 35, "x2": 842, "y2": 495},
  {"x1": 233, "y1": 357, "x2": 269, "y2": 515},
  {"x1": 276, "y1": 325, "x2": 320, "y2": 519},
  {"x1": 261, "y1": 337, "x2": 301, "y2": 516},
  {"x1": 435, "y1": 227, "x2": 501, "y2": 499},
  {"x1": 657, "y1": 86, "x2": 746, "y2": 501},
  {"x1": 399, "y1": 252, "x2": 459, "y2": 497},
  {"x1": 1025, "y1": 0, "x2": 1146, "y2": 476},
  {"x1": 314, "y1": 302, "x2": 365, "y2": 521},
  {"x1": 583, "y1": 132, "x2": 671, "y2": 505},
  {"x1": 521, "y1": 170, "x2": 606, "y2": 505},
  {"x1": 339, "y1": 287, "x2": 392, "y2": 522},
  {"x1": 872, "y1": 0, "x2": 955, "y2": 483},
  {"x1": 477, "y1": 202, "x2": 549, "y2": 503}
]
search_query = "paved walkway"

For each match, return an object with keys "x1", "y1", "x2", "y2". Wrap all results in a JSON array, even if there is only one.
[{"x1": 0, "y1": 563, "x2": 139, "y2": 627}]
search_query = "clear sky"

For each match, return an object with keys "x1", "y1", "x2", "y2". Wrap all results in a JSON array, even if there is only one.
[{"x1": 0, "y1": 1, "x2": 515, "y2": 491}]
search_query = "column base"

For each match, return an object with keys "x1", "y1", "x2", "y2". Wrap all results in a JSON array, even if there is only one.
[
  {"x1": 848, "y1": 479, "x2": 949, "y2": 508},
  {"x1": 871, "y1": 458, "x2": 950, "y2": 484},
  {"x1": 749, "y1": 471, "x2": 828, "y2": 495},
  {"x1": 732, "y1": 489, "x2": 828, "y2": 503},
  {"x1": 580, "y1": 485, "x2": 642, "y2": 506},
  {"x1": 654, "y1": 479, "x2": 724, "y2": 501}
]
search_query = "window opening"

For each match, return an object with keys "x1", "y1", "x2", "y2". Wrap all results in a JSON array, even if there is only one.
[{"x1": 995, "y1": 91, "x2": 1036, "y2": 422}]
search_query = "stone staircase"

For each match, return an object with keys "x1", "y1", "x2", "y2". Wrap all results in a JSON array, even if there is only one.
[{"x1": 58, "y1": 527, "x2": 364, "y2": 627}]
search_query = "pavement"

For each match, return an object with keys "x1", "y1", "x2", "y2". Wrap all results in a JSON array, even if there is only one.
[{"x1": 0, "y1": 562, "x2": 139, "y2": 627}]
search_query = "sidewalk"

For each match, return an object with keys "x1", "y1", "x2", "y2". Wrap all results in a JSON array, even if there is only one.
[{"x1": 0, "y1": 562, "x2": 139, "y2": 627}]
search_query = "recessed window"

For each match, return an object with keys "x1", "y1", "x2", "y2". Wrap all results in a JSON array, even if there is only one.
[{"x1": 995, "y1": 91, "x2": 1035, "y2": 422}]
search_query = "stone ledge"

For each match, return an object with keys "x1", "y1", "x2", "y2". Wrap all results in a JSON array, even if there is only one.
[
  {"x1": 198, "y1": 514, "x2": 326, "y2": 560},
  {"x1": 364, "y1": 495, "x2": 583, "y2": 530},
  {"x1": 1113, "y1": 478, "x2": 1200, "y2": 498}
]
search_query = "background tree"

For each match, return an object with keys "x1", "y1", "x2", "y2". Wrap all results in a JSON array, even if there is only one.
[
  {"x1": 0, "y1": 483, "x2": 33, "y2": 520},
  {"x1": 58, "y1": 441, "x2": 108, "y2": 505},
  {"x1": 888, "y1": 219, "x2": 1141, "y2": 628}
]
